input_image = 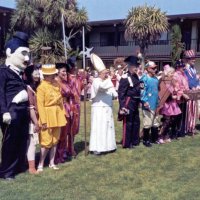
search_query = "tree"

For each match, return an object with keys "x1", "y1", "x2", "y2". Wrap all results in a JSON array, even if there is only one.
[
  {"x1": 170, "y1": 24, "x2": 185, "y2": 66},
  {"x1": 124, "y1": 5, "x2": 169, "y2": 69},
  {"x1": 10, "y1": 0, "x2": 88, "y2": 63}
]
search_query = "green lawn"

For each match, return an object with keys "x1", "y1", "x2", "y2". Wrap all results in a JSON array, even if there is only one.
[{"x1": 1, "y1": 101, "x2": 200, "y2": 200}]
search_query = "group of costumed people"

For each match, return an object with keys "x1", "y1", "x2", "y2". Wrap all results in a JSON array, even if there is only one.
[
  {"x1": 0, "y1": 31, "x2": 199, "y2": 180},
  {"x1": 0, "y1": 32, "x2": 83, "y2": 180},
  {"x1": 89, "y1": 50, "x2": 200, "y2": 152}
]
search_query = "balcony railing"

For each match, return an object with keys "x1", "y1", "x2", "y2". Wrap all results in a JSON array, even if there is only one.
[
  {"x1": 89, "y1": 39, "x2": 200, "y2": 58},
  {"x1": 90, "y1": 40, "x2": 170, "y2": 47}
]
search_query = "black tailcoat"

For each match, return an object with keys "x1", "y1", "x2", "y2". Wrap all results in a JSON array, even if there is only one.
[
  {"x1": 118, "y1": 72, "x2": 141, "y2": 148},
  {"x1": 0, "y1": 65, "x2": 29, "y2": 179}
]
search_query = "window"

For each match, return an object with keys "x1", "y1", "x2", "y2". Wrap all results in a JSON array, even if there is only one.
[
  {"x1": 118, "y1": 31, "x2": 128, "y2": 46},
  {"x1": 100, "y1": 32, "x2": 115, "y2": 46}
]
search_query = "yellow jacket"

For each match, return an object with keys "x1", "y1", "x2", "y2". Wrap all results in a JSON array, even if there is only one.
[{"x1": 36, "y1": 80, "x2": 67, "y2": 128}]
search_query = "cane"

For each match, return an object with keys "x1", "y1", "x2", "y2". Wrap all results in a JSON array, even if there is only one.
[{"x1": 2, "y1": 124, "x2": 9, "y2": 145}]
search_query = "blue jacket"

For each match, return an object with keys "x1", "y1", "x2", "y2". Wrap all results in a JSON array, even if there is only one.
[
  {"x1": 140, "y1": 74, "x2": 159, "y2": 111},
  {"x1": 184, "y1": 65, "x2": 199, "y2": 89}
]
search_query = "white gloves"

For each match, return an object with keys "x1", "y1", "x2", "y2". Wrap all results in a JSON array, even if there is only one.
[
  {"x1": 110, "y1": 87, "x2": 118, "y2": 98},
  {"x1": 12, "y1": 90, "x2": 28, "y2": 104},
  {"x1": 3, "y1": 112, "x2": 12, "y2": 124}
]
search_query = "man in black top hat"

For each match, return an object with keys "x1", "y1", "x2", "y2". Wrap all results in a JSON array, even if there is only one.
[
  {"x1": 0, "y1": 32, "x2": 30, "y2": 180},
  {"x1": 118, "y1": 56, "x2": 141, "y2": 148}
]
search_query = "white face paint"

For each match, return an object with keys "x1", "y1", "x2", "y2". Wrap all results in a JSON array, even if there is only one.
[
  {"x1": 32, "y1": 69, "x2": 40, "y2": 78},
  {"x1": 6, "y1": 47, "x2": 30, "y2": 71}
]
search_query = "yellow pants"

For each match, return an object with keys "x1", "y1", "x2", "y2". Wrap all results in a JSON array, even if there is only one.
[{"x1": 39, "y1": 127, "x2": 61, "y2": 148}]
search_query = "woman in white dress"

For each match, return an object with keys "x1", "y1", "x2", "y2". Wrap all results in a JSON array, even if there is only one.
[{"x1": 89, "y1": 54, "x2": 118, "y2": 155}]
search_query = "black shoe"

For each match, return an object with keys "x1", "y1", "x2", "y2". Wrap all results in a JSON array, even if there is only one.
[
  {"x1": 151, "y1": 127, "x2": 159, "y2": 143},
  {"x1": 132, "y1": 142, "x2": 140, "y2": 146},
  {"x1": 143, "y1": 141, "x2": 152, "y2": 147},
  {"x1": 129, "y1": 144, "x2": 135, "y2": 149}
]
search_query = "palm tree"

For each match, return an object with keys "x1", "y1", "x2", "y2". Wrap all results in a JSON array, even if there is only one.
[
  {"x1": 170, "y1": 24, "x2": 185, "y2": 66},
  {"x1": 10, "y1": 0, "x2": 40, "y2": 32},
  {"x1": 124, "y1": 5, "x2": 169, "y2": 69},
  {"x1": 29, "y1": 28, "x2": 65, "y2": 63},
  {"x1": 10, "y1": 0, "x2": 88, "y2": 63}
]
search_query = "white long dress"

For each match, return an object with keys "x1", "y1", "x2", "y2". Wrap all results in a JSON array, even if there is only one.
[{"x1": 89, "y1": 78, "x2": 118, "y2": 153}]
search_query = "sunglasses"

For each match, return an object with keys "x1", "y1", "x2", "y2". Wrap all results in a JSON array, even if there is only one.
[{"x1": 150, "y1": 67, "x2": 157, "y2": 70}]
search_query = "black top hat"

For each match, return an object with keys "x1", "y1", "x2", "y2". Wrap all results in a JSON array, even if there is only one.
[
  {"x1": 14, "y1": 31, "x2": 29, "y2": 42},
  {"x1": 56, "y1": 62, "x2": 68, "y2": 69},
  {"x1": 56, "y1": 62, "x2": 71, "y2": 72},
  {"x1": 124, "y1": 56, "x2": 140, "y2": 67},
  {"x1": 67, "y1": 56, "x2": 77, "y2": 69},
  {"x1": 5, "y1": 31, "x2": 29, "y2": 53}
]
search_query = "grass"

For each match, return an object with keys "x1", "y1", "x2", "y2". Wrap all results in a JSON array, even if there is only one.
[{"x1": 1, "y1": 101, "x2": 200, "y2": 200}]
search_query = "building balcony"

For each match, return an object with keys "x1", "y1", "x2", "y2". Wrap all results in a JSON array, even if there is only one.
[{"x1": 89, "y1": 39, "x2": 200, "y2": 60}]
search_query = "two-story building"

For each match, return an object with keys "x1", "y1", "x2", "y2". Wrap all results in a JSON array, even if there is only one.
[{"x1": 86, "y1": 13, "x2": 200, "y2": 70}]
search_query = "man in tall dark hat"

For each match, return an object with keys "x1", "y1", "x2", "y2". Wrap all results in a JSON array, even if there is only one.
[
  {"x1": 118, "y1": 56, "x2": 141, "y2": 148},
  {"x1": 0, "y1": 31, "x2": 30, "y2": 180}
]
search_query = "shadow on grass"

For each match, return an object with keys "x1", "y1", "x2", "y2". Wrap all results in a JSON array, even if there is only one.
[
  {"x1": 33, "y1": 141, "x2": 89, "y2": 168},
  {"x1": 195, "y1": 124, "x2": 200, "y2": 132},
  {"x1": 74, "y1": 141, "x2": 89, "y2": 155}
]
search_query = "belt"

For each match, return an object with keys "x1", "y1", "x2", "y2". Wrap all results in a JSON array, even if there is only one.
[{"x1": 127, "y1": 96, "x2": 140, "y2": 99}]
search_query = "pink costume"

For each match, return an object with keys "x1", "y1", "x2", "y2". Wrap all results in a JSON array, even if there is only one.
[
  {"x1": 55, "y1": 72, "x2": 84, "y2": 162},
  {"x1": 161, "y1": 76, "x2": 181, "y2": 116},
  {"x1": 54, "y1": 78, "x2": 73, "y2": 163},
  {"x1": 69, "y1": 74, "x2": 84, "y2": 136},
  {"x1": 173, "y1": 70, "x2": 189, "y2": 98},
  {"x1": 173, "y1": 70, "x2": 192, "y2": 135}
]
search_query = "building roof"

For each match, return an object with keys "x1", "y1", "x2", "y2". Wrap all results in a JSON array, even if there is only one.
[
  {"x1": 89, "y1": 13, "x2": 200, "y2": 26},
  {"x1": 0, "y1": 6, "x2": 13, "y2": 13}
]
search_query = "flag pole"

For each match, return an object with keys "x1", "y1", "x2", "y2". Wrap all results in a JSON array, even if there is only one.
[
  {"x1": 61, "y1": 13, "x2": 67, "y2": 60},
  {"x1": 82, "y1": 26, "x2": 88, "y2": 156}
]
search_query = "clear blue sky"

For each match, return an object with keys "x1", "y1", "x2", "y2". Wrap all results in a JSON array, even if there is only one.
[
  {"x1": 1, "y1": 0, "x2": 200, "y2": 21},
  {"x1": 0, "y1": 0, "x2": 15, "y2": 8}
]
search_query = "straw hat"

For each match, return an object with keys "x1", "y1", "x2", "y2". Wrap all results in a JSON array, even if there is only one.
[
  {"x1": 41, "y1": 64, "x2": 58, "y2": 75},
  {"x1": 90, "y1": 53, "x2": 106, "y2": 72}
]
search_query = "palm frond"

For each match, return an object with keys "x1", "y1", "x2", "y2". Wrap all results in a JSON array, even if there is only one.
[
  {"x1": 124, "y1": 5, "x2": 169, "y2": 46},
  {"x1": 170, "y1": 24, "x2": 185, "y2": 65}
]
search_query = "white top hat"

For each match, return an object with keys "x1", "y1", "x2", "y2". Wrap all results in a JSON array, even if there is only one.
[{"x1": 90, "y1": 53, "x2": 106, "y2": 72}]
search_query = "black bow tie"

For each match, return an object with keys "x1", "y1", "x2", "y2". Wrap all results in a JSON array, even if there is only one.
[{"x1": 19, "y1": 71, "x2": 24, "y2": 76}]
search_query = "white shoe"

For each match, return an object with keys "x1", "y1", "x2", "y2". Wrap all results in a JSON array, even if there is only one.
[
  {"x1": 158, "y1": 139, "x2": 165, "y2": 144},
  {"x1": 49, "y1": 164, "x2": 59, "y2": 170},
  {"x1": 37, "y1": 166, "x2": 43, "y2": 172},
  {"x1": 165, "y1": 138, "x2": 171, "y2": 143}
]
